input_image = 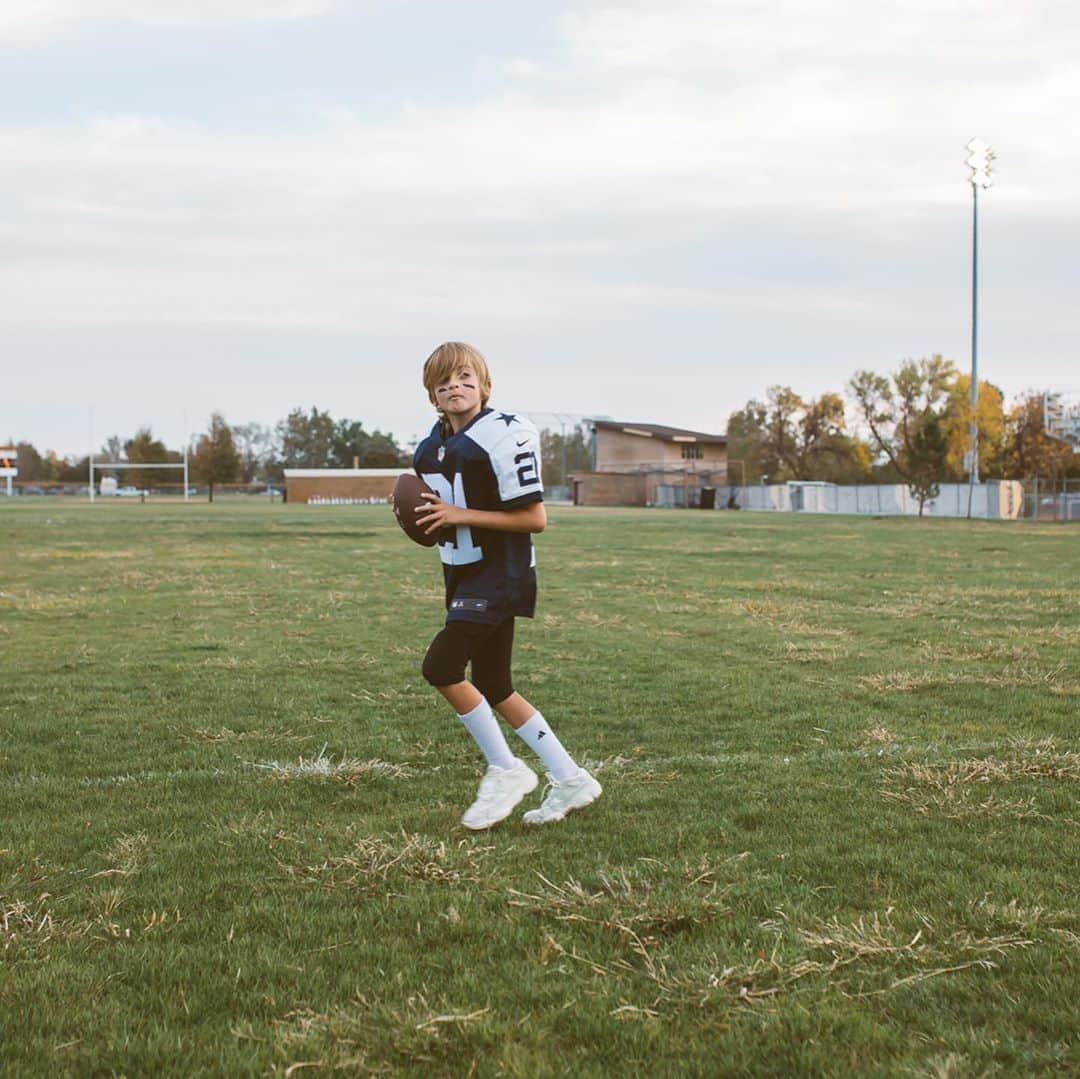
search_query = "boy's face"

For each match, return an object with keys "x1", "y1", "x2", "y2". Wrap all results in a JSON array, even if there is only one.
[{"x1": 434, "y1": 364, "x2": 485, "y2": 426}]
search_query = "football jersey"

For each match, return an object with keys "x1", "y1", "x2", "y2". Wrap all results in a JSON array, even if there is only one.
[{"x1": 413, "y1": 408, "x2": 544, "y2": 624}]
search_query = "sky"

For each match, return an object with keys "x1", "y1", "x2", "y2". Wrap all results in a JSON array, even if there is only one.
[{"x1": 3, "y1": 0, "x2": 1078, "y2": 457}]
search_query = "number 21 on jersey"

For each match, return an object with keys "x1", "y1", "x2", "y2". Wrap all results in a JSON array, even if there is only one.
[{"x1": 421, "y1": 473, "x2": 483, "y2": 566}]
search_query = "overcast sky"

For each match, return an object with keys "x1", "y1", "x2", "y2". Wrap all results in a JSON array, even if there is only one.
[{"x1": 3, "y1": 1, "x2": 1078, "y2": 457}]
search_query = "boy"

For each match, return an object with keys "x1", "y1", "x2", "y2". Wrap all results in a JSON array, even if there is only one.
[{"x1": 412, "y1": 341, "x2": 601, "y2": 830}]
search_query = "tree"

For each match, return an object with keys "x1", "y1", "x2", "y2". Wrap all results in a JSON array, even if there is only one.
[
  {"x1": 13, "y1": 442, "x2": 52, "y2": 482},
  {"x1": 331, "y1": 419, "x2": 367, "y2": 470},
  {"x1": 726, "y1": 389, "x2": 870, "y2": 484},
  {"x1": 539, "y1": 424, "x2": 592, "y2": 486},
  {"x1": 362, "y1": 430, "x2": 408, "y2": 468},
  {"x1": 277, "y1": 407, "x2": 336, "y2": 468},
  {"x1": 190, "y1": 413, "x2": 241, "y2": 502},
  {"x1": 124, "y1": 427, "x2": 178, "y2": 489},
  {"x1": 56, "y1": 456, "x2": 90, "y2": 483},
  {"x1": 101, "y1": 435, "x2": 124, "y2": 462},
  {"x1": 725, "y1": 401, "x2": 773, "y2": 483},
  {"x1": 232, "y1": 422, "x2": 276, "y2": 484},
  {"x1": 940, "y1": 375, "x2": 1007, "y2": 481},
  {"x1": 1002, "y1": 392, "x2": 1076, "y2": 480},
  {"x1": 849, "y1": 355, "x2": 957, "y2": 515},
  {"x1": 329, "y1": 418, "x2": 407, "y2": 469},
  {"x1": 905, "y1": 414, "x2": 949, "y2": 515}
]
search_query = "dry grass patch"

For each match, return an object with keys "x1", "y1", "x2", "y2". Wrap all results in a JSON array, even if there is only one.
[
  {"x1": 254, "y1": 748, "x2": 413, "y2": 785},
  {"x1": 694, "y1": 910, "x2": 1034, "y2": 1007},
  {"x1": 181, "y1": 726, "x2": 309, "y2": 746},
  {"x1": 239, "y1": 992, "x2": 493, "y2": 1074},
  {"x1": 585, "y1": 753, "x2": 681, "y2": 783},
  {"x1": 93, "y1": 833, "x2": 149, "y2": 879},
  {"x1": 863, "y1": 725, "x2": 897, "y2": 744},
  {"x1": 966, "y1": 897, "x2": 1077, "y2": 937},
  {"x1": 2, "y1": 896, "x2": 59, "y2": 952},
  {"x1": 510, "y1": 864, "x2": 722, "y2": 942},
  {"x1": 90, "y1": 886, "x2": 183, "y2": 943},
  {"x1": 862, "y1": 667, "x2": 1077, "y2": 694},
  {"x1": 993, "y1": 623, "x2": 1080, "y2": 646},
  {"x1": 888, "y1": 740, "x2": 1080, "y2": 787},
  {"x1": 780, "y1": 640, "x2": 846, "y2": 664},
  {"x1": 881, "y1": 740, "x2": 1079, "y2": 821},
  {"x1": 525, "y1": 896, "x2": 1038, "y2": 1018},
  {"x1": 741, "y1": 599, "x2": 849, "y2": 637},
  {"x1": 917, "y1": 638, "x2": 1035, "y2": 663},
  {"x1": 279, "y1": 832, "x2": 494, "y2": 891},
  {"x1": 862, "y1": 672, "x2": 937, "y2": 692}
]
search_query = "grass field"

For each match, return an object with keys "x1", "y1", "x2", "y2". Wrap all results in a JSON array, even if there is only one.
[{"x1": 1, "y1": 502, "x2": 1077, "y2": 1076}]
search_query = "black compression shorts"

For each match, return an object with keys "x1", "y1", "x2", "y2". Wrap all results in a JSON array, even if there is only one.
[{"x1": 421, "y1": 617, "x2": 516, "y2": 705}]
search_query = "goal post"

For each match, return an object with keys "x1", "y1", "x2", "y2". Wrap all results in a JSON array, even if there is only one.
[
  {"x1": 89, "y1": 446, "x2": 190, "y2": 502},
  {"x1": 87, "y1": 412, "x2": 190, "y2": 502}
]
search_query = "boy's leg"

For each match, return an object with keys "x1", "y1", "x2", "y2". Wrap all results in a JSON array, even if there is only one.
[
  {"x1": 475, "y1": 620, "x2": 602, "y2": 823},
  {"x1": 422, "y1": 621, "x2": 537, "y2": 830},
  {"x1": 422, "y1": 623, "x2": 516, "y2": 770},
  {"x1": 495, "y1": 693, "x2": 580, "y2": 781}
]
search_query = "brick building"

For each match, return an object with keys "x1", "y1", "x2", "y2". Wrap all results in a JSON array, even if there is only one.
[
  {"x1": 571, "y1": 421, "x2": 727, "y2": 507},
  {"x1": 283, "y1": 468, "x2": 406, "y2": 503}
]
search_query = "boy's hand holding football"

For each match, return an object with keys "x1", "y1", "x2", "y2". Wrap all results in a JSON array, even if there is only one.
[{"x1": 415, "y1": 491, "x2": 465, "y2": 533}]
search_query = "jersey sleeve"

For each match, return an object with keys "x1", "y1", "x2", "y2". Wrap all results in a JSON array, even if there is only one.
[
  {"x1": 489, "y1": 419, "x2": 544, "y2": 508},
  {"x1": 413, "y1": 424, "x2": 441, "y2": 476}
]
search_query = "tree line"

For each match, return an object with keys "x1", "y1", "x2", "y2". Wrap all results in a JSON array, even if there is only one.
[
  {"x1": 727, "y1": 355, "x2": 1076, "y2": 511},
  {"x1": 9, "y1": 362, "x2": 1074, "y2": 507},
  {"x1": 11, "y1": 408, "x2": 596, "y2": 496},
  {"x1": 7, "y1": 408, "x2": 410, "y2": 493}
]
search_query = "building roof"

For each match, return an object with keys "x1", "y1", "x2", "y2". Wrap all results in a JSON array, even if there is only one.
[
  {"x1": 283, "y1": 468, "x2": 408, "y2": 478},
  {"x1": 589, "y1": 420, "x2": 727, "y2": 444}
]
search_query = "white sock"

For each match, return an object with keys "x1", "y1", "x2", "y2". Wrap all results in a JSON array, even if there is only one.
[
  {"x1": 458, "y1": 699, "x2": 516, "y2": 770},
  {"x1": 514, "y1": 712, "x2": 578, "y2": 781}
]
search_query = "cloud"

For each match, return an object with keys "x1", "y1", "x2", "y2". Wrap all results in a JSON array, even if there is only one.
[
  {"x1": 0, "y1": 0, "x2": 338, "y2": 39},
  {"x1": 558, "y1": 1, "x2": 1079, "y2": 71},
  {"x1": 2, "y1": 1, "x2": 1078, "y2": 454}
]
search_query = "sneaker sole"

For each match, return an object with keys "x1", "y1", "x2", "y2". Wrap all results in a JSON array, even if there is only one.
[
  {"x1": 522, "y1": 781, "x2": 602, "y2": 825},
  {"x1": 461, "y1": 769, "x2": 539, "y2": 831}
]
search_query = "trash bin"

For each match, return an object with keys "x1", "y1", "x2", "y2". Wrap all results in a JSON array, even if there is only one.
[{"x1": 700, "y1": 486, "x2": 716, "y2": 510}]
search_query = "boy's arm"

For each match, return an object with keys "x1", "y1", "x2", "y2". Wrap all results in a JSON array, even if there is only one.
[{"x1": 415, "y1": 494, "x2": 546, "y2": 535}]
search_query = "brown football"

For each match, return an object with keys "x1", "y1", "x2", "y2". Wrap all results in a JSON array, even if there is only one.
[{"x1": 392, "y1": 473, "x2": 440, "y2": 547}]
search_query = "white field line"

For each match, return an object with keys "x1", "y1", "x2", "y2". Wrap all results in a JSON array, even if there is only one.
[{"x1": 4, "y1": 739, "x2": 1067, "y2": 790}]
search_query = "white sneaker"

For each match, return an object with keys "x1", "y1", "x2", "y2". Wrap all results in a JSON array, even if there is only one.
[
  {"x1": 522, "y1": 769, "x2": 602, "y2": 824},
  {"x1": 461, "y1": 759, "x2": 539, "y2": 831}
]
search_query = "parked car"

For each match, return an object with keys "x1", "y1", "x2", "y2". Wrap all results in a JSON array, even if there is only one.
[{"x1": 115, "y1": 486, "x2": 146, "y2": 498}]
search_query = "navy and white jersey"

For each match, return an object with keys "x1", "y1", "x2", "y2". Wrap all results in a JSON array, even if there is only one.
[{"x1": 413, "y1": 408, "x2": 544, "y2": 624}]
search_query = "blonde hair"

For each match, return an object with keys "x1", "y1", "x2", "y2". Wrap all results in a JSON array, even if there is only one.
[{"x1": 422, "y1": 342, "x2": 493, "y2": 436}]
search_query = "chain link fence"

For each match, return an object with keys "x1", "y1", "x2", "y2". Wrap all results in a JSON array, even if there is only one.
[
  {"x1": 3, "y1": 481, "x2": 284, "y2": 502},
  {"x1": 1024, "y1": 477, "x2": 1080, "y2": 521}
]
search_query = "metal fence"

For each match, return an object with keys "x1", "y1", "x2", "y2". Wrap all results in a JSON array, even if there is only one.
[
  {"x1": 716, "y1": 482, "x2": 1025, "y2": 519},
  {"x1": 1023, "y1": 477, "x2": 1080, "y2": 521},
  {"x1": 2, "y1": 481, "x2": 283, "y2": 502}
]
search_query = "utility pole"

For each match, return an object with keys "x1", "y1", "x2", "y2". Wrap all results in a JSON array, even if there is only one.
[{"x1": 964, "y1": 137, "x2": 995, "y2": 518}]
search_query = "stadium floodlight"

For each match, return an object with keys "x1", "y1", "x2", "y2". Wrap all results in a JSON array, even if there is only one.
[
  {"x1": 965, "y1": 137, "x2": 995, "y2": 189},
  {"x1": 964, "y1": 137, "x2": 995, "y2": 516}
]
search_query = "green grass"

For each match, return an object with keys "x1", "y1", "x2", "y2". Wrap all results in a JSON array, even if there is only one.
[{"x1": 1, "y1": 502, "x2": 1077, "y2": 1076}]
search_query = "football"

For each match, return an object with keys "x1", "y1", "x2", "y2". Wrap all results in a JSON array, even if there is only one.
[{"x1": 391, "y1": 472, "x2": 440, "y2": 547}]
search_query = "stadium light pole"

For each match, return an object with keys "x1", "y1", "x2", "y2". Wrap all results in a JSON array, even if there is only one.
[{"x1": 965, "y1": 137, "x2": 994, "y2": 517}]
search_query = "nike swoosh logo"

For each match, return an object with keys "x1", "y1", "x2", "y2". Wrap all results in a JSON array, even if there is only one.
[{"x1": 516, "y1": 439, "x2": 529, "y2": 447}]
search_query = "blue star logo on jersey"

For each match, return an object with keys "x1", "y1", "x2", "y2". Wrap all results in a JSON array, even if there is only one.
[{"x1": 496, "y1": 412, "x2": 519, "y2": 426}]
